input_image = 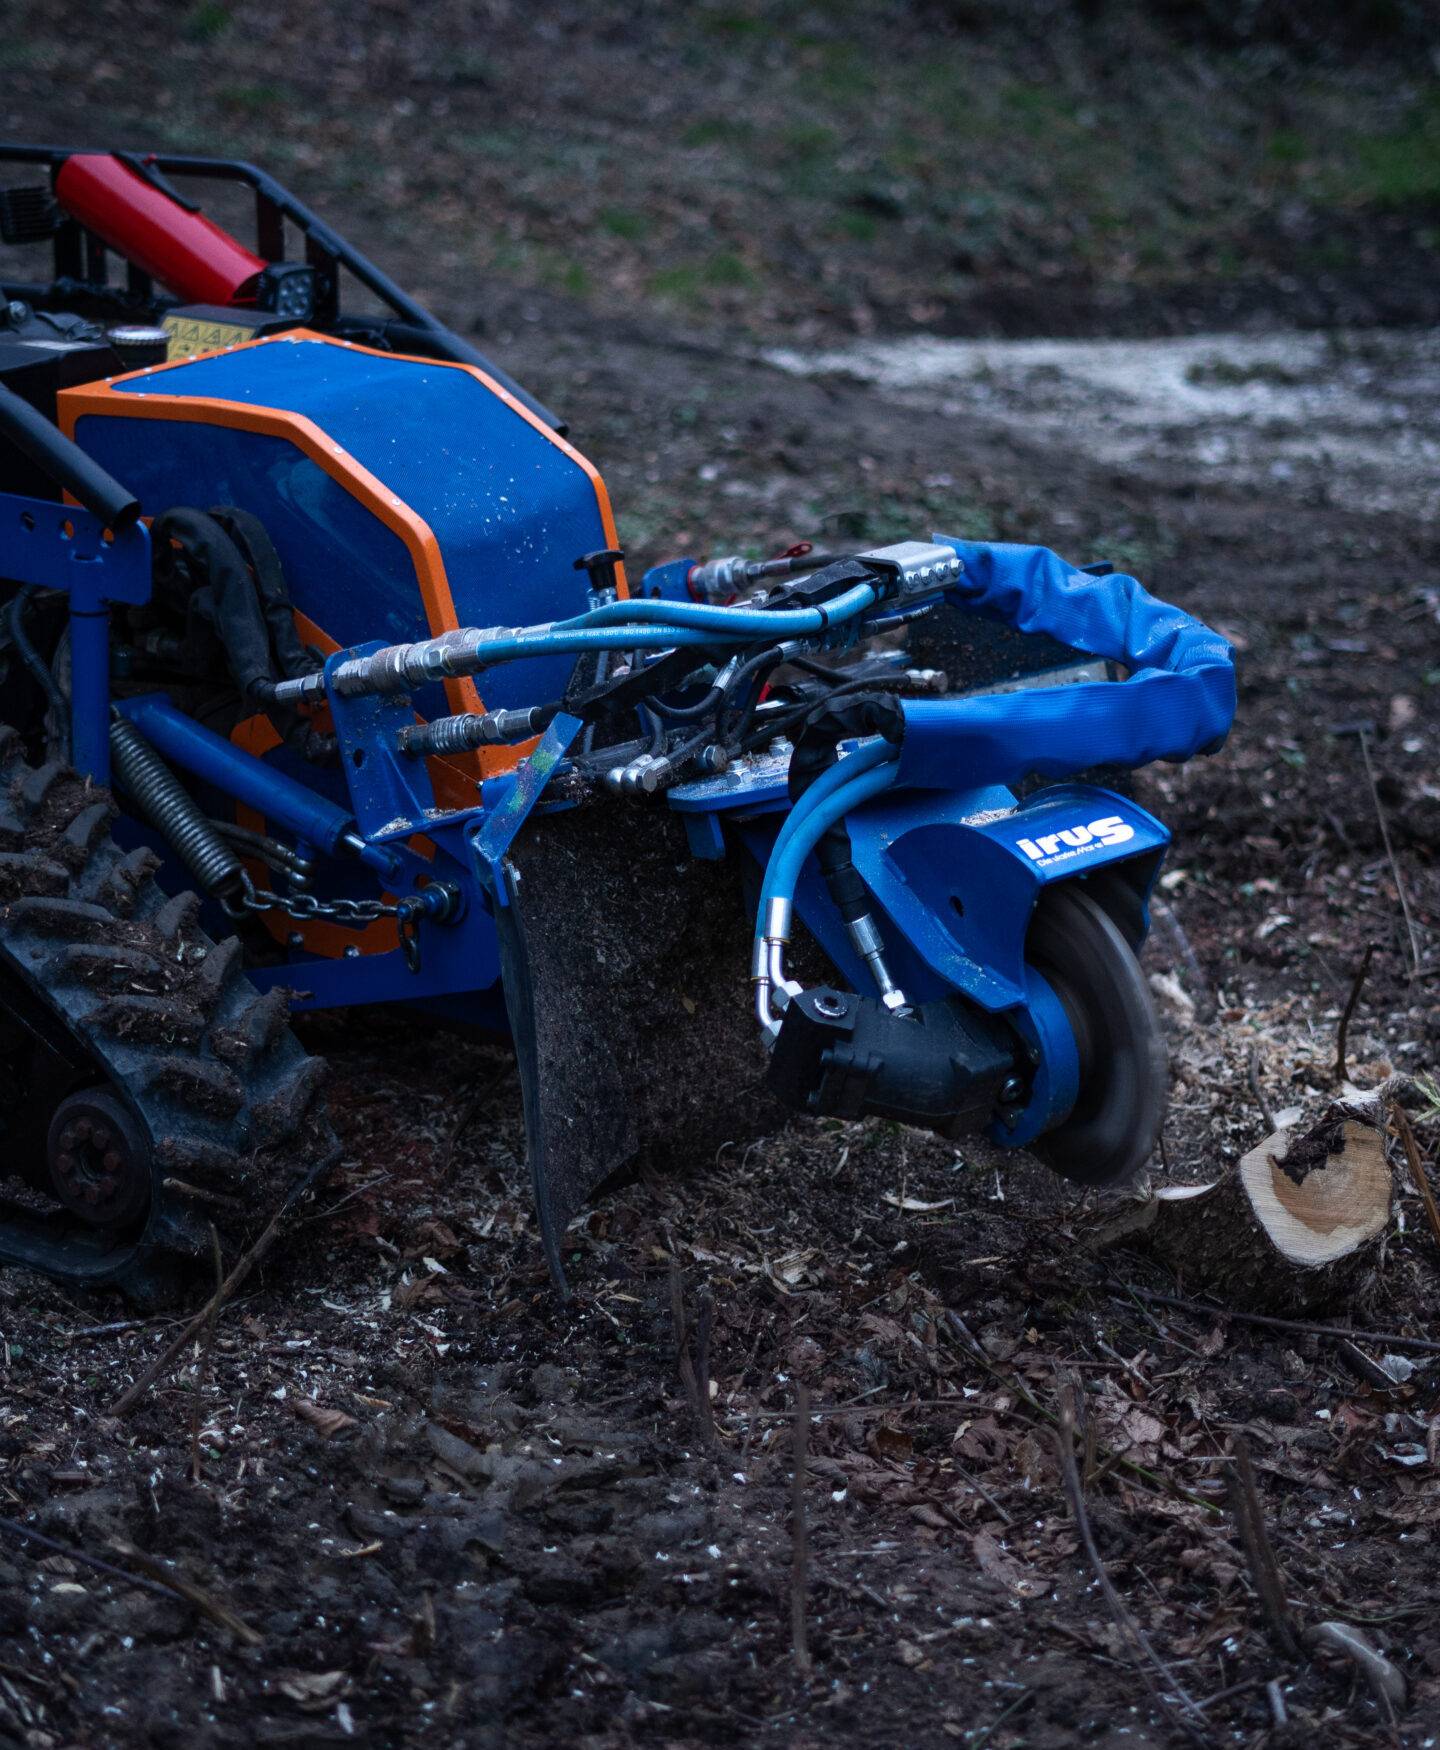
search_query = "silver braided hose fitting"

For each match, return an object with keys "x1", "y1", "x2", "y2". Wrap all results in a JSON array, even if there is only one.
[
  {"x1": 330, "y1": 626, "x2": 519, "y2": 698},
  {"x1": 846, "y1": 912, "x2": 910, "y2": 1014},
  {"x1": 398, "y1": 706, "x2": 551, "y2": 757}
]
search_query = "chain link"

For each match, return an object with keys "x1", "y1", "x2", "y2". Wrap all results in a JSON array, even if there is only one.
[{"x1": 224, "y1": 875, "x2": 427, "y2": 970}]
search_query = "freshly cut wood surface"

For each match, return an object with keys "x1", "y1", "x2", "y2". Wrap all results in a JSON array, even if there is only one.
[{"x1": 1096, "y1": 1105, "x2": 1395, "y2": 1314}]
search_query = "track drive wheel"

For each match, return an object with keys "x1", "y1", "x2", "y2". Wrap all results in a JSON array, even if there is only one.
[
  {"x1": 0, "y1": 732, "x2": 331, "y2": 1303},
  {"x1": 1026, "y1": 882, "x2": 1166, "y2": 1187}
]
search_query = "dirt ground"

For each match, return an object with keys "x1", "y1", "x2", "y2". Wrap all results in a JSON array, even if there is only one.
[{"x1": 3, "y1": 6, "x2": 1440, "y2": 1748}]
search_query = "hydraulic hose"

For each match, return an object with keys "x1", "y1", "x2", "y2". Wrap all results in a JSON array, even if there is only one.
[
  {"x1": 555, "y1": 579, "x2": 879, "y2": 640},
  {"x1": 276, "y1": 583, "x2": 883, "y2": 708},
  {"x1": 752, "y1": 753, "x2": 898, "y2": 1040},
  {"x1": 761, "y1": 736, "x2": 894, "y2": 891},
  {"x1": 759, "y1": 754, "x2": 898, "y2": 927}
]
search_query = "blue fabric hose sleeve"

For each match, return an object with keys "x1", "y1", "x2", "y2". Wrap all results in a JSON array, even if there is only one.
[{"x1": 894, "y1": 538, "x2": 1237, "y2": 791}]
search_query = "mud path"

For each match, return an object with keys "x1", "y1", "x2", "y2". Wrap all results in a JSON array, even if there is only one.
[{"x1": 768, "y1": 326, "x2": 1440, "y2": 523}]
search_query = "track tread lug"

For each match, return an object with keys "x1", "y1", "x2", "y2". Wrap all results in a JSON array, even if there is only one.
[
  {"x1": 153, "y1": 890, "x2": 202, "y2": 943},
  {"x1": 0, "y1": 851, "x2": 71, "y2": 900},
  {"x1": 17, "y1": 760, "x2": 68, "y2": 813},
  {"x1": 190, "y1": 936, "x2": 244, "y2": 1010},
  {"x1": 156, "y1": 1133, "x2": 251, "y2": 1187},
  {"x1": 99, "y1": 846, "x2": 163, "y2": 915},
  {"x1": 147, "y1": 1054, "x2": 246, "y2": 1121},
  {"x1": 246, "y1": 1055, "x2": 328, "y2": 1144},
  {"x1": 213, "y1": 988, "x2": 291, "y2": 1064},
  {"x1": 53, "y1": 942, "x2": 171, "y2": 991},
  {"x1": 0, "y1": 805, "x2": 27, "y2": 852},
  {"x1": 4, "y1": 896, "x2": 115, "y2": 940},
  {"x1": 62, "y1": 800, "x2": 116, "y2": 866},
  {"x1": 87, "y1": 994, "x2": 205, "y2": 1048}
]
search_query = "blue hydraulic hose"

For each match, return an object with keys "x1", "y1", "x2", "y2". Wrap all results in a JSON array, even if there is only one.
[
  {"x1": 553, "y1": 580, "x2": 880, "y2": 641},
  {"x1": 441, "y1": 623, "x2": 721, "y2": 669},
  {"x1": 758, "y1": 755, "x2": 899, "y2": 928},
  {"x1": 762, "y1": 735, "x2": 894, "y2": 882}
]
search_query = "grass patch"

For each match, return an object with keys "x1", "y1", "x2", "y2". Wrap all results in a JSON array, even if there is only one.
[
  {"x1": 652, "y1": 251, "x2": 759, "y2": 302},
  {"x1": 598, "y1": 206, "x2": 650, "y2": 241},
  {"x1": 217, "y1": 83, "x2": 288, "y2": 116},
  {"x1": 681, "y1": 116, "x2": 756, "y2": 149},
  {"x1": 1347, "y1": 87, "x2": 1440, "y2": 205},
  {"x1": 184, "y1": 1, "x2": 231, "y2": 43}
]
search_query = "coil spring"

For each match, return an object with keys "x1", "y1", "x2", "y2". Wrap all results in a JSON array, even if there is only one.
[{"x1": 108, "y1": 716, "x2": 244, "y2": 897}]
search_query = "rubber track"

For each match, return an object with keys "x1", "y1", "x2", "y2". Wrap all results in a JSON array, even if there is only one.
[{"x1": 0, "y1": 731, "x2": 331, "y2": 1301}]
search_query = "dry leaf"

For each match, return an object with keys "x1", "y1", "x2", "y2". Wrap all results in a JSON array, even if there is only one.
[
  {"x1": 278, "y1": 1669, "x2": 348, "y2": 1709},
  {"x1": 868, "y1": 1424, "x2": 914, "y2": 1462},
  {"x1": 973, "y1": 1530, "x2": 1050, "y2": 1600},
  {"x1": 293, "y1": 1399, "x2": 358, "y2": 1440}
]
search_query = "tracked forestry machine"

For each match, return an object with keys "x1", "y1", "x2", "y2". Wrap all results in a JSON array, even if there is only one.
[{"x1": 0, "y1": 144, "x2": 1235, "y2": 1299}]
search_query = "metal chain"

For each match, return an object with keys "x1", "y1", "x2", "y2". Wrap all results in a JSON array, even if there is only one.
[{"x1": 223, "y1": 875, "x2": 426, "y2": 970}]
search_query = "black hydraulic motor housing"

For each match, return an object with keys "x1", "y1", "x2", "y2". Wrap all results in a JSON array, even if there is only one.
[{"x1": 766, "y1": 987, "x2": 1023, "y2": 1138}]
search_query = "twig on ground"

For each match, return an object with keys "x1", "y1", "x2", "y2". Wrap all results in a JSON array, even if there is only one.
[
  {"x1": 791, "y1": 1382, "x2": 812, "y2": 1674},
  {"x1": 0, "y1": 1517, "x2": 186, "y2": 1604},
  {"x1": 1130, "y1": 1287, "x2": 1440, "y2": 1355},
  {"x1": 189, "y1": 1223, "x2": 224, "y2": 1485},
  {"x1": 1393, "y1": 1104, "x2": 1440, "y2": 1260},
  {"x1": 1247, "y1": 1045, "x2": 1276, "y2": 1133},
  {"x1": 1226, "y1": 1434, "x2": 1300, "y2": 1656},
  {"x1": 967, "y1": 1689, "x2": 1031, "y2": 1748},
  {"x1": 63, "y1": 1317, "x2": 174, "y2": 1340},
  {"x1": 1356, "y1": 730, "x2": 1422, "y2": 977},
  {"x1": 1336, "y1": 942, "x2": 1377, "y2": 1086},
  {"x1": 693, "y1": 1289, "x2": 715, "y2": 1446},
  {"x1": 1266, "y1": 1679, "x2": 1289, "y2": 1728},
  {"x1": 1334, "y1": 1339, "x2": 1402, "y2": 1391},
  {"x1": 108, "y1": 1140, "x2": 340, "y2": 1418},
  {"x1": 108, "y1": 1539, "x2": 261, "y2": 1646},
  {"x1": 1053, "y1": 1385, "x2": 1210, "y2": 1743},
  {"x1": 668, "y1": 1261, "x2": 715, "y2": 1448}
]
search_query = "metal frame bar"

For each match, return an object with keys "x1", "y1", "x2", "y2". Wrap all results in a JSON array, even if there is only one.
[{"x1": 0, "y1": 493, "x2": 151, "y2": 783}]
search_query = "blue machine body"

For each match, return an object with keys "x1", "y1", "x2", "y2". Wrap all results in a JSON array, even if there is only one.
[{"x1": 66, "y1": 334, "x2": 618, "y2": 720}]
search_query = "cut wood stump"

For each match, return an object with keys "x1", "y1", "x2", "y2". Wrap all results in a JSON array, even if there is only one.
[{"x1": 1092, "y1": 1101, "x2": 1394, "y2": 1314}]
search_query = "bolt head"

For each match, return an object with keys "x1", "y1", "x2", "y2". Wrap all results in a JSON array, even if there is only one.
[{"x1": 1000, "y1": 1075, "x2": 1025, "y2": 1104}]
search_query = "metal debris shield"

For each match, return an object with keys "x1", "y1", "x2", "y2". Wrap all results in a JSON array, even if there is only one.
[{"x1": 495, "y1": 802, "x2": 784, "y2": 1293}]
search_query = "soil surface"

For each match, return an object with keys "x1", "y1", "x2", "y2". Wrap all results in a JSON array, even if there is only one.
[{"x1": 3, "y1": 7, "x2": 1440, "y2": 1748}]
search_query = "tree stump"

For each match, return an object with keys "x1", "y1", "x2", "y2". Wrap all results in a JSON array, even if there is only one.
[{"x1": 1104, "y1": 1104, "x2": 1395, "y2": 1314}]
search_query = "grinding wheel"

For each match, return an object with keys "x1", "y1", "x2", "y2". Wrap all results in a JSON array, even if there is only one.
[{"x1": 1026, "y1": 883, "x2": 1167, "y2": 1186}]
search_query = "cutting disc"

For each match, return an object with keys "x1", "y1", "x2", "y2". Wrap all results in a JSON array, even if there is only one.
[{"x1": 1026, "y1": 882, "x2": 1167, "y2": 1186}]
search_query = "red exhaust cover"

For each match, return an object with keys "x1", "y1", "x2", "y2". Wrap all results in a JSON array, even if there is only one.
[{"x1": 55, "y1": 154, "x2": 266, "y2": 307}]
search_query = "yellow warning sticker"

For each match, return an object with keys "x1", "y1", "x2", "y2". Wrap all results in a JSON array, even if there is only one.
[{"x1": 162, "y1": 314, "x2": 260, "y2": 361}]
